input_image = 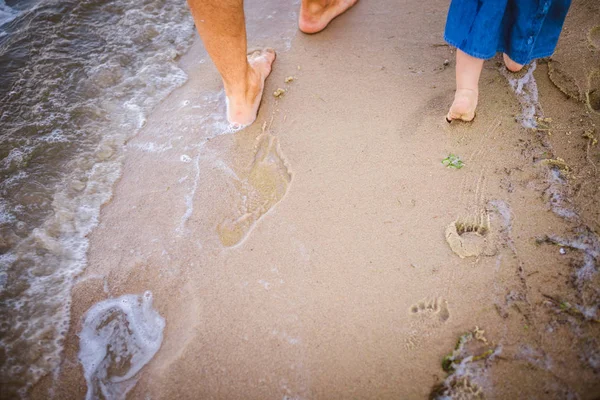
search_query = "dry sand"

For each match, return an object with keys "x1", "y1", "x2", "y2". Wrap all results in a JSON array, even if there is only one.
[{"x1": 33, "y1": 0, "x2": 600, "y2": 398}]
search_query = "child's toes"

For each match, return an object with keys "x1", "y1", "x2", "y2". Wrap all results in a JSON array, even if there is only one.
[
  {"x1": 447, "y1": 88, "x2": 478, "y2": 123},
  {"x1": 447, "y1": 110, "x2": 475, "y2": 123}
]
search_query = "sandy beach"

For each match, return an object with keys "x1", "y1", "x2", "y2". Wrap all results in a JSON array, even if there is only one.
[{"x1": 29, "y1": 0, "x2": 600, "y2": 398}]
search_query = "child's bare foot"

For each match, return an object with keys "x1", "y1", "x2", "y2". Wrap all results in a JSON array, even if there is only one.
[
  {"x1": 298, "y1": 0, "x2": 358, "y2": 34},
  {"x1": 446, "y1": 88, "x2": 478, "y2": 122},
  {"x1": 225, "y1": 49, "x2": 276, "y2": 128},
  {"x1": 503, "y1": 53, "x2": 524, "y2": 73}
]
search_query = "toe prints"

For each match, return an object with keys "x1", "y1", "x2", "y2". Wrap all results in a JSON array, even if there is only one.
[
  {"x1": 445, "y1": 201, "x2": 512, "y2": 259},
  {"x1": 404, "y1": 297, "x2": 450, "y2": 351},
  {"x1": 445, "y1": 211, "x2": 495, "y2": 259},
  {"x1": 409, "y1": 297, "x2": 450, "y2": 323}
]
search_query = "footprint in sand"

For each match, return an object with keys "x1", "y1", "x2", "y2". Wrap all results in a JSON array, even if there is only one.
[
  {"x1": 445, "y1": 210, "x2": 496, "y2": 259},
  {"x1": 217, "y1": 134, "x2": 291, "y2": 247},
  {"x1": 588, "y1": 25, "x2": 600, "y2": 51},
  {"x1": 409, "y1": 297, "x2": 450, "y2": 323},
  {"x1": 405, "y1": 297, "x2": 450, "y2": 350},
  {"x1": 587, "y1": 69, "x2": 600, "y2": 114},
  {"x1": 548, "y1": 60, "x2": 582, "y2": 102},
  {"x1": 446, "y1": 200, "x2": 514, "y2": 259}
]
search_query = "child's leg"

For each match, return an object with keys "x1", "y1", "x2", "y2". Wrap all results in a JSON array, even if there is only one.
[
  {"x1": 502, "y1": 0, "x2": 571, "y2": 73},
  {"x1": 443, "y1": 0, "x2": 507, "y2": 122},
  {"x1": 502, "y1": 53, "x2": 523, "y2": 73},
  {"x1": 447, "y1": 49, "x2": 484, "y2": 122}
]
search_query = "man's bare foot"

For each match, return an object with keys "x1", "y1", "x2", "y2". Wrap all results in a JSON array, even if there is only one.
[
  {"x1": 446, "y1": 88, "x2": 478, "y2": 122},
  {"x1": 298, "y1": 0, "x2": 358, "y2": 34},
  {"x1": 503, "y1": 53, "x2": 524, "y2": 73},
  {"x1": 225, "y1": 48, "x2": 276, "y2": 128}
]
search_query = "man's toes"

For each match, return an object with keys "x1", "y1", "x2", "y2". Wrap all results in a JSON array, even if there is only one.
[
  {"x1": 261, "y1": 48, "x2": 276, "y2": 63},
  {"x1": 248, "y1": 48, "x2": 276, "y2": 64},
  {"x1": 248, "y1": 48, "x2": 276, "y2": 76}
]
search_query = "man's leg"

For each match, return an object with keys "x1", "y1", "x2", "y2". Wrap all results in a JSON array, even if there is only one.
[
  {"x1": 298, "y1": 0, "x2": 358, "y2": 34},
  {"x1": 446, "y1": 49, "x2": 483, "y2": 122},
  {"x1": 187, "y1": 0, "x2": 275, "y2": 127}
]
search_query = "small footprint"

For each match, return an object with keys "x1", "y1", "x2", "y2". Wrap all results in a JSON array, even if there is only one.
[
  {"x1": 409, "y1": 297, "x2": 450, "y2": 323},
  {"x1": 445, "y1": 210, "x2": 494, "y2": 259},
  {"x1": 404, "y1": 298, "x2": 450, "y2": 351}
]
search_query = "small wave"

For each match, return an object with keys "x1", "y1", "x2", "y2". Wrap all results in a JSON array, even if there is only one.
[
  {"x1": 0, "y1": 0, "x2": 18, "y2": 29},
  {"x1": 0, "y1": 0, "x2": 195, "y2": 396},
  {"x1": 78, "y1": 291, "x2": 165, "y2": 400}
]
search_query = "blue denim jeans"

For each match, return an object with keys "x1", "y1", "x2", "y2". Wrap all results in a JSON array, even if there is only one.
[{"x1": 444, "y1": 0, "x2": 571, "y2": 65}]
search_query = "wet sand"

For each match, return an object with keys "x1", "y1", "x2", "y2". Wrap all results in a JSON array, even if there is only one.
[{"x1": 37, "y1": 0, "x2": 600, "y2": 398}]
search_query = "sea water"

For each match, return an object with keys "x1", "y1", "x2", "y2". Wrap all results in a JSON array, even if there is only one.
[{"x1": 0, "y1": 0, "x2": 194, "y2": 395}]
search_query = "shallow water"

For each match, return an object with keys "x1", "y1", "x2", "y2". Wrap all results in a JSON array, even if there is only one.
[{"x1": 0, "y1": 0, "x2": 194, "y2": 395}]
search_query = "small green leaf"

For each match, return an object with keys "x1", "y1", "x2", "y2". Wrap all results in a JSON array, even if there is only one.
[{"x1": 442, "y1": 154, "x2": 464, "y2": 169}]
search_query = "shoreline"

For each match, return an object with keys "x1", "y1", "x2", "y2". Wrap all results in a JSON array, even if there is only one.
[{"x1": 34, "y1": 0, "x2": 600, "y2": 398}]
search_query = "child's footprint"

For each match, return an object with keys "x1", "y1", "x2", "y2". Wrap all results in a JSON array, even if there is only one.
[
  {"x1": 445, "y1": 210, "x2": 496, "y2": 259},
  {"x1": 404, "y1": 298, "x2": 450, "y2": 350},
  {"x1": 409, "y1": 297, "x2": 450, "y2": 323},
  {"x1": 588, "y1": 25, "x2": 600, "y2": 51}
]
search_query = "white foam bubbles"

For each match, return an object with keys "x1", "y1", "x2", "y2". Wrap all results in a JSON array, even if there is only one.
[
  {"x1": 78, "y1": 291, "x2": 165, "y2": 400},
  {"x1": 0, "y1": 198, "x2": 16, "y2": 225},
  {"x1": 502, "y1": 61, "x2": 541, "y2": 129},
  {"x1": 0, "y1": 0, "x2": 196, "y2": 394}
]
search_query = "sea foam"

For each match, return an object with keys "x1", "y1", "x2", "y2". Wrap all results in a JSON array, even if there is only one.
[
  {"x1": 0, "y1": 0, "x2": 194, "y2": 396},
  {"x1": 78, "y1": 291, "x2": 165, "y2": 400}
]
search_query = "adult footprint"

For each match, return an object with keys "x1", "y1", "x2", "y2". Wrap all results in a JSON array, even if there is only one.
[
  {"x1": 217, "y1": 134, "x2": 291, "y2": 246},
  {"x1": 409, "y1": 297, "x2": 450, "y2": 323},
  {"x1": 589, "y1": 25, "x2": 600, "y2": 51},
  {"x1": 548, "y1": 60, "x2": 582, "y2": 102},
  {"x1": 587, "y1": 69, "x2": 600, "y2": 114}
]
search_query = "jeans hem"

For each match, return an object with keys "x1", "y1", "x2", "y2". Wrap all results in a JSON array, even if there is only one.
[
  {"x1": 497, "y1": 47, "x2": 556, "y2": 66},
  {"x1": 445, "y1": 34, "x2": 556, "y2": 65},
  {"x1": 444, "y1": 34, "x2": 497, "y2": 60}
]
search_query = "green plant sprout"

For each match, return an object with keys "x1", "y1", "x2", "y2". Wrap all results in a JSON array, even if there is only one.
[{"x1": 442, "y1": 154, "x2": 465, "y2": 169}]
